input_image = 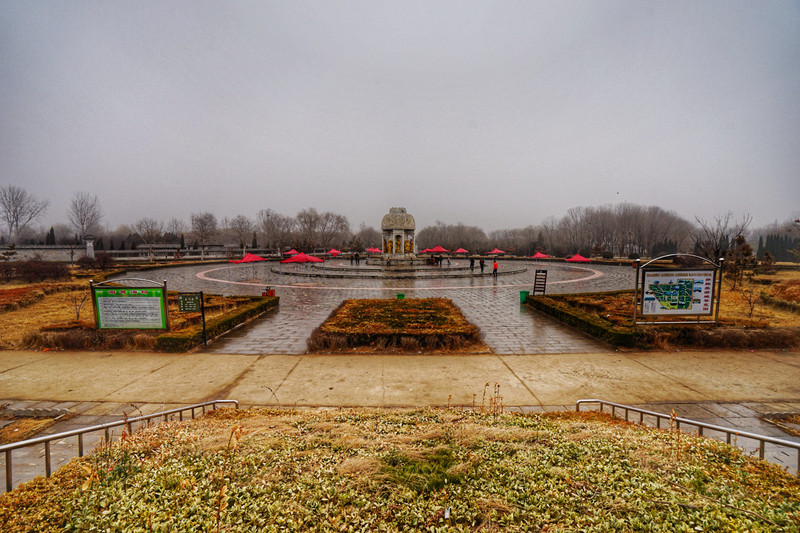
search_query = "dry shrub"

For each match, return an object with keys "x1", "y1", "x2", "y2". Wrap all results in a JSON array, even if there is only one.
[
  {"x1": 641, "y1": 325, "x2": 800, "y2": 349},
  {"x1": 400, "y1": 336, "x2": 419, "y2": 351},
  {"x1": 22, "y1": 327, "x2": 159, "y2": 351},
  {"x1": 134, "y1": 334, "x2": 156, "y2": 350}
]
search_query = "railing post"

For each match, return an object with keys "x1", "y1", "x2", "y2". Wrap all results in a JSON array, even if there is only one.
[
  {"x1": 759, "y1": 441, "x2": 765, "y2": 460},
  {"x1": 78, "y1": 434, "x2": 84, "y2": 457},
  {"x1": 104, "y1": 427, "x2": 110, "y2": 443},
  {"x1": 5, "y1": 451, "x2": 11, "y2": 492},
  {"x1": 44, "y1": 441, "x2": 51, "y2": 477}
]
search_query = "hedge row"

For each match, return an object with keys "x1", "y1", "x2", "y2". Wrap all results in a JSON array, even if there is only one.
[
  {"x1": 525, "y1": 295, "x2": 643, "y2": 347},
  {"x1": 155, "y1": 296, "x2": 278, "y2": 352}
]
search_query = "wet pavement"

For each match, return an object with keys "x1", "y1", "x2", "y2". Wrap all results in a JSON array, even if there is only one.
[{"x1": 113, "y1": 259, "x2": 633, "y2": 354}]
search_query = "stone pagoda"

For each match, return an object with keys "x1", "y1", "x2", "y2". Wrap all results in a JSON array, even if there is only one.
[{"x1": 381, "y1": 207, "x2": 416, "y2": 259}]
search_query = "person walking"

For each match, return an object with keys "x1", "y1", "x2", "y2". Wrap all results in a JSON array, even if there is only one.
[
  {"x1": 479, "y1": 258, "x2": 485, "y2": 274},
  {"x1": 469, "y1": 257, "x2": 475, "y2": 272},
  {"x1": 492, "y1": 259, "x2": 498, "y2": 279}
]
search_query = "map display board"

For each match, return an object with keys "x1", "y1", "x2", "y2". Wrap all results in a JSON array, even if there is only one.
[
  {"x1": 92, "y1": 286, "x2": 168, "y2": 329},
  {"x1": 641, "y1": 269, "x2": 715, "y2": 316}
]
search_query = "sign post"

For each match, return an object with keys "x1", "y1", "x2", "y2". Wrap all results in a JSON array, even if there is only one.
[
  {"x1": 178, "y1": 291, "x2": 207, "y2": 345},
  {"x1": 90, "y1": 279, "x2": 168, "y2": 330},
  {"x1": 633, "y1": 254, "x2": 723, "y2": 325}
]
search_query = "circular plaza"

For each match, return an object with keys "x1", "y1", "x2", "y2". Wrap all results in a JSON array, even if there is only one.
[{"x1": 114, "y1": 259, "x2": 635, "y2": 354}]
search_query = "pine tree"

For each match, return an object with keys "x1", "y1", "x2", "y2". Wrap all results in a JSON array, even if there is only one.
[{"x1": 252, "y1": 231, "x2": 258, "y2": 249}]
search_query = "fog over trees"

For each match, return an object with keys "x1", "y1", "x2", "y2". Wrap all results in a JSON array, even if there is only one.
[{"x1": 1, "y1": 184, "x2": 798, "y2": 261}]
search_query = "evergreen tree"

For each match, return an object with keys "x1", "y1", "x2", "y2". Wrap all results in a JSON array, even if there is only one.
[
  {"x1": 46, "y1": 227, "x2": 56, "y2": 245},
  {"x1": 252, "y1": 231, "x2": 258, "y2": 249},
  {"x1": 179, "y1": 233, "x2": 185, "y2": 249}
]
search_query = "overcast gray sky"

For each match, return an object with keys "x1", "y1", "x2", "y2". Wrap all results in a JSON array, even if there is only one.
[{"x1": 2, "y1": 1, "x2": 799, "y2": 234}]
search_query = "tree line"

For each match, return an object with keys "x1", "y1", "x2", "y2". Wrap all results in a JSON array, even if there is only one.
[{"x1": 1, "y1": 184, "x2": 798, "y2": 262}]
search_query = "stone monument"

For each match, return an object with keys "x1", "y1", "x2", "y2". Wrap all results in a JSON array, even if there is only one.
[{"x1": 381, "y1": 207, "x2": 416, "y2": 259}]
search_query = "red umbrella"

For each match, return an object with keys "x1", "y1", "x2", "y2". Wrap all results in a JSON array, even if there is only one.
[
  {"x1": 487, "y1": 248, "x2": 506, "y2": 254},
  {"x1": 280, "y1": 252, "x2": 324, "y2": 263},
  {"x1": 230, "y1": 252, "x2": 266, "y2": 264},
  {"x1": 428, "y1": 245, "x2": 449, "y2": 253},
  {"x1": 566, "y1": 254, "x2": 590, "y2": 262},
  {"x1": 454, "y1": 248, "x2": 469, "y2": 254},
  {"x1": 530, "y1": 251, "x2": 550, "y2": 259}
]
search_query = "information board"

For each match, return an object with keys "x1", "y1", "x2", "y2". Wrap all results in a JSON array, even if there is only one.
[
  {"x1": 93, "y1": 287, "x2": 168, "y2": 329},
  {"x1": 178, "y1": 293, "x2": 201, "y2": 312},
  {"x1": 641, "y1": 269, "x2": 715, "y2": 316}
]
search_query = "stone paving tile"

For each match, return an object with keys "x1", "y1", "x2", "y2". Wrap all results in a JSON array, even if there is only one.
[{"x1": 115, "y1": 261, "x2": 626, "y2": 356}]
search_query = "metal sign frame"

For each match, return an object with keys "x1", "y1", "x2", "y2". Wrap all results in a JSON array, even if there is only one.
[
  {"x1": 90, "y1": 278, "x2": 169, "y2": 330},
  {"x1": 633, "y1": 254, "x2": 724, "y2": 325}
]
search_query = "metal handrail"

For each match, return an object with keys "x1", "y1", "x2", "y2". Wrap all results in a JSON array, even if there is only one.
[
  {"x1": 576, "y1": 399, "x2": 800, "y2": 475},
  {"x1": 1, "y1": 399, "x2": 238, "y2": 492}
]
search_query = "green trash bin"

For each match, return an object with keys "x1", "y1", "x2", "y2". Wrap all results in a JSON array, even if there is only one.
[
  {"x1": 519, "y1": 290, "x2": 530, "y2": 303},
  {"x1": 397, "y1": 293, "x2": 405, "y2": 300}
]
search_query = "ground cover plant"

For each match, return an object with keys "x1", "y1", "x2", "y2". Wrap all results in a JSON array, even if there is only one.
[
  {"x1": 1, "y1": 407, "x2": 798, "y2": 532},
  {"x1": 308, "y1": 298, "x2": 485, "y2": 352}
]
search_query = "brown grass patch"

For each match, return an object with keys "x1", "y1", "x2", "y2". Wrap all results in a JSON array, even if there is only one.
[{"x1": 0, "y1": 418, "x2": 57, "y2": 444}]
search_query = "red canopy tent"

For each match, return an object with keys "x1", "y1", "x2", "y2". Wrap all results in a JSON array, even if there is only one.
[
  {"x1": 530, "y1": 251, "x2": 550, "y2": 259},
  {"x1": 428, "y1": 245, "x2": 449, "y2": 253},
  {"x1": 366, "y1": 247, "x2": 382, "y2": 253},
  {"x1": 230, "y1": 252, "x2": 266, "y2": 264},
  {"x1": 419, "y1": 248, "x2": 431, "y2": 253},
  {"x1": 454, "y1": 248, "x2": 469, "y2": 254},
  {"x1": 566, "y1": 254, "x2": 590, "y2": 262},
  {"x1": 280, "y1": 252, "x2": 324, "y2": 263},
  {"x1": 487, "y1": 248, "x2": 506, "y2": 254},
  {"x1": 328, "y1": 248, "x2": 341, "y2": 256},
  {"x1": 285, "y1": 249, "x2": 299, "y2": 255}
]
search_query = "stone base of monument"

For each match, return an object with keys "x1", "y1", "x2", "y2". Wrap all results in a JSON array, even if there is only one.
[{"x1": 365, "y1": 254, "x2": 418, "y2": 266}]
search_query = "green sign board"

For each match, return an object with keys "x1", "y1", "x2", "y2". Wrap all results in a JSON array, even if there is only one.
[
  {"x1": 178, "y1": 293, "x2": 202, "y2": 312},
  {"x1": 92, "y1": 286, "x2": 168, "y2": 329}
]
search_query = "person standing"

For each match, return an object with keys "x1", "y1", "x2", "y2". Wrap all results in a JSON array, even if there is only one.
[
  {"x1": 492, "y1": 259, "x2": 498, "y2": 279},
  {"x1": 469, "y1": 257, "x2": 475, "y2": 272},
  {"x1": 479, "y1": 258, "x2": 485, "y2": 273}
]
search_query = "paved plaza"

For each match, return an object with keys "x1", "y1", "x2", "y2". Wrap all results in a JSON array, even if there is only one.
[{"x1": 118, "y1": 259, "x2": 634, "y2": 354}]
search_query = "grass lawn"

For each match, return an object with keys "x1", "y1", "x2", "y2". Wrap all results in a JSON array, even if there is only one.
[{"x1": 1, "y1": 408, "x2": 798, "y2": 532}]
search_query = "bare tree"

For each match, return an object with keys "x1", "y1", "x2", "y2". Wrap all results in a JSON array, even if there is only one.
[
  {"x1": 133, "y1": 217, "x2": 164, "y2": 244},
  {"x1": 68, "y1": 191, "x2": 103, "y2": 238},
  {"x1": 133, "y1": 217, "x2": 164, "y2": 261},
  {"x1": 790, "y1": 219, "x2": 800, "y2": 262},
  {"x1": 355, "y1": 223, "x2": 381, "y2": 249},
  {"x1": 191, "y1": 212, "x2": 218, "y2": 259},
  {"x1": 691, "y1": 212, "x2": 752, "y2": 261},
  {"x1": 0, "y1": 185, "x2": 48, "y2": 243},
  {"x1": 257, "y1": 209, "x2": 295, "y2": 252},
  {"x1": 166, "y1": 217, "x2": 187, "y2": 236},
  {"x1": 228, "y1": 214, "x2": 254, "y2": 249}
]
